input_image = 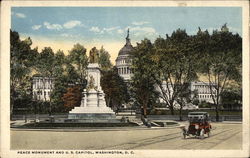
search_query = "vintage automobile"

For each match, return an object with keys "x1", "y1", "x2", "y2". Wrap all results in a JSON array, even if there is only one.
[{"x1": 182, "y1": 112, "x2": 212, "y2": 139}]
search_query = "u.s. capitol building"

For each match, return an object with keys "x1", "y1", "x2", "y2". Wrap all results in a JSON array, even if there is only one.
[{"x1": 115, "y1": 29, "x2": 133, "y2": 81}]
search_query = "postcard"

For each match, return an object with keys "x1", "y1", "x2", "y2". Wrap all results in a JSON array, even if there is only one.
[{"x1": 1, "y1": 0, "x2": 249, "y2": 158}]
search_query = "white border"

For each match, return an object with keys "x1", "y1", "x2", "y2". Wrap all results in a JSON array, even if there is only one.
[{"x1": 1, "y1": 1, "x2": 249, "y2": 158}]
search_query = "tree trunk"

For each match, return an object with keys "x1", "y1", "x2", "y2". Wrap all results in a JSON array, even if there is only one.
[
  {"x1": 49, "y1": 101, "x2": 52, "y2": 116},
  {"x1": 179, "y1": 106, "x2": 183, "y2": 121},
  {"x1": 215, "y1": 104, "x2": 219, "y2": 122},
  {"x1": 216, "y1": 86, "x2": 220, "y2": 122},
  {"x1": 169, "y1": 105, "x2": 174, "y2": 115},
  {"x1": 10, "y1": 86, "x2": 15, "y2": 120},
  {"x1": 143, "y1": 104, "x2": 147, "y2": 118}
]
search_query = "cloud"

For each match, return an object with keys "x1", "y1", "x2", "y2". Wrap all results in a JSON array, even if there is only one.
[
  {"x1": 15, "y1": 13, "x2": 26, "y2": 18},
  {"x1": 44, "y1": 22, "x2": 62, "y2": 30},
  {"x1": 60, "y1": 33, "x2": 81, "y2": 38},
  {"x1": 63, "y1": 20, "x2": 82, "y2": 29},
  {"x1": 90, "y1": 26, "x2": 120, "y2": 34},
  {"x1": 60, "y1": 33, "x2": 72, "y2": 37},
  {"x1": 132, "y1": 21, "x2": 149, "y2": 26},
  {"x1": 90, "y1": 26, "x2": 101, "y2": 33},
  {"x1": 116, "y1": 26, "x2": 159, "y2": 41},
  {"x1": 129, "y1": 26, "x2": 157, "y2": 37},
  {"x1": 117, "y1": 29, "x2": 124, "y2": 34},
  {"x1": 32, "y1": 25, "x2": 42, "y2": 30},
  {"x1": 103, "y1": 26, "x2": 119, "y2": 33}
]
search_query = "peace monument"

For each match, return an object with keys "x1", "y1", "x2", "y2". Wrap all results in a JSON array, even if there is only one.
[{"x1": 68, "y1": 47, "x2": 115, "y2": 121}]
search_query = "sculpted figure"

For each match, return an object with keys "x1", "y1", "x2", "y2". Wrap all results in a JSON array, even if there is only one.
[
  {"x1": 87, "y1": 75, "x2": 97, "y2": 90},
  {"x1": 89, "y1": 47, "x2": 99, "y2": 63}
]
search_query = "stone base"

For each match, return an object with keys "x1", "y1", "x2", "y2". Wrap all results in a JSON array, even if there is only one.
[
  {"x1": 67, "y1": 112, "x2": 118, "y2": 123},
  {"x1": 68, "y1": 106, "x2": 116, "y2": 122},
  {"x1": 65, "y1": 118, "x2": 120, "y2": 123},
  {"x1": 69, "y1": 106, "x2": 114, "y2": 114},
  {"x1": 68, "y1": 113, "x2": 115, "y2": 120}
]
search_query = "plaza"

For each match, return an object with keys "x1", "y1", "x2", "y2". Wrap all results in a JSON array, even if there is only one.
[{"x1": 11, "y1": 122, "x2": 242, "y2": 150}]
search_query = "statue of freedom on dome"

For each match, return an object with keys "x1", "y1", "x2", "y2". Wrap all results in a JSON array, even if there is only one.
[{"x1": 89, "y1": 47, "x2": 99, "y2": 63}]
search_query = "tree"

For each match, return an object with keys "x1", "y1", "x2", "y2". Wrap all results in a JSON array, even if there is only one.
[
  {"x1": 131, "y1": 39, "x2": 158, "y2": 118},
  {"x1": 221, "y1": 86, "x2": 242, "y2": 110},
  {"x1": 175, "y1": 83, "x2": 192, "y2": 121},
  {"x1": 10, "y1": 30, "x2": 37, "y2": 116},
  {"x1": 50, "y1": 50, "x2": 69, "y2": 113},
  {"x1": 34, "y1": 47, "x2": 55, "y2": 115},
  {"x1": 65, "y1": 61, "x2": 79, "y2": 85},
  {"x1": 68, "y1": 43, "x2": 88, "y2": 87},
  {"x1": 198, "y1": 24, "x2": 242, "y2": 121},
  {"x1": 101, "y1": 67, "x2": 129, "y2": 110},
  {"x1": 53, "y1": 50, "x2": 66, "y2": 77},
  {"x1": 98, "y1": 46, "x2": 113, "y2": 71},
  {"x1": 152, "y1": 29, "x2": 198, "y2": 116},
  {"x1": 62, "y1": 85, "x2": 82, "y2": 111}
]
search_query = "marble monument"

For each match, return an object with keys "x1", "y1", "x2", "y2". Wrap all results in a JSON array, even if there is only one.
[{"x1": 68, "y1": 47, "x2": 115, "y2": 121}]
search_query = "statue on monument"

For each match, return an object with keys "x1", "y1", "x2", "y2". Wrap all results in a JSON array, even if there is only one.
[
  {"x1": 89, "y1": 47, "x2": 99, "y2": 63},
  {"x1": 87, "y1": 75, "x2": 97, "y2": 91}
]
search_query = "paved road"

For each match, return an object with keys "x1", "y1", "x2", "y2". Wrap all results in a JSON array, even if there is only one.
[{"x1": 11, "y1": 122, "x2": 242, "y2": 150}]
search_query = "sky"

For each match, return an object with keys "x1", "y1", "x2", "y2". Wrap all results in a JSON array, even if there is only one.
[{"x1": 11, "y1": 7, "x2": 242, "y2": 63}]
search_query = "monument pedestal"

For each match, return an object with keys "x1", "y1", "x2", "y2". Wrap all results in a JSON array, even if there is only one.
[{"x1": 68, "y1": 63, "x2": 115, "y2": 122}]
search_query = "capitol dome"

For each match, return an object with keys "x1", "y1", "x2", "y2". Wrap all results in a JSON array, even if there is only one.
[
  {"x1": 118, "y1": 35, "x2": 134, "y2": 56},
  {"x1": 115, "y1": 29, "x2": 134, "y2": 81}
]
